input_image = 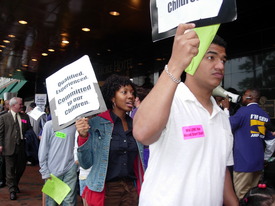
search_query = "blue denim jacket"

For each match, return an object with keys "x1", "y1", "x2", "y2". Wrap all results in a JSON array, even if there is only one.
[{"x1": 77, "y1": 111, "x2": 144, "y2": 192}]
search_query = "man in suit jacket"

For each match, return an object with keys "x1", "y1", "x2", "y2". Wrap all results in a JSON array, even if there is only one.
[
  {"x1": 0, "y1": 99, "x2": 9, "y2": 188},
  {"x1": 0, "y1": 97, "x2": 32, "y2": 200}
]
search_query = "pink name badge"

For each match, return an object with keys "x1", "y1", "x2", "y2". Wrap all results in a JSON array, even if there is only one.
[
  {"x1": 21, "y1": 119, "x2": 27, "y2": 124},
  {"x1": 182, "y1": 125, "x2": 205, "y2": 140}
]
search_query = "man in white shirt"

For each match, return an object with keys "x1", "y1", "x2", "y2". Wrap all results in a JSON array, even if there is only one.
[{"x1": 133, "y1": 23, "x2": 238, "y2": 206}]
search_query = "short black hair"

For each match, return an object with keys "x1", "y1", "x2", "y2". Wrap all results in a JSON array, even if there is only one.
[
  {"x1": 212, "y1": 35, "x2": 227, "y2": 49},
  {"x1": 29, "y1": 102, "x2": 36, "y2": 108},
  {"x1": 101, "y1": 74, "x2": 136, "y2": 109},
  {"x1": 247, "y1": 88, "x2": 261, "y2": 103}
]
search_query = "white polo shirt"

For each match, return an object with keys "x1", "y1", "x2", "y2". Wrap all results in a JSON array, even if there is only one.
[{"x1": 139, "y1": 83, "x2": 233, "y2": 206}]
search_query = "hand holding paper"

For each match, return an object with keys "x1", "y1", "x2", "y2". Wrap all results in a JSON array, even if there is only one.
[
  {"x1": 167, "y1": 23, "x2": 199, "y2": 77},
  {"x1": 167, "y1": 23, "x2": 220, "y2": 78},
  {"x1": 42, "y1": 174, "x2": 71, "y2": 205},
  {"x1": 185, "y1": 24, "x2": 220, "y2": 75}
]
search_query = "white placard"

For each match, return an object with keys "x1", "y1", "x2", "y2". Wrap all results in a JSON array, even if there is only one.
[
  {"x1": 156, "y1": 0, "x2": 223, "y2": 33},
  {"x1": 35, "y1": 94, "x2": 47, "y2": 105},
  {"x1": 46, "y1": 55, "x2": 100, "y2": 126},
  {"x1": 28, "y1": 106, "x2": 46, "y2": 121}
]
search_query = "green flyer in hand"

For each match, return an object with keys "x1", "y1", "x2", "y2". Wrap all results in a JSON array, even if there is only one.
[
  {"x1": 185, "y1": 24, "x2": 220, "y2": 75},
  {"x1": 42, "y1": 174, "x2": 71, "y2": 205}
]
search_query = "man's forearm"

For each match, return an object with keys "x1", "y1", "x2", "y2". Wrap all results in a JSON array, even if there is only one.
[
  {"x1": 133, "y1": 24, "x2": 199, "y2": 145},
  {"x1": 223, "y1": 168, "x2": 238, "y2": 206},
  {"x1": 133, "y1": 70, "x2": 178, "y2": 145}
]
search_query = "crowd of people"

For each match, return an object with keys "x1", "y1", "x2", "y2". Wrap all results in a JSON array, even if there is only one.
[{"x1": 0, "y1": 23, "x2": 275, "y2": 205}]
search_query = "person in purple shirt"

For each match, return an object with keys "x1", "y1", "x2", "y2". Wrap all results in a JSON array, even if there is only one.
[
  {"x1": 130, "y1": 86, "x2": 150, "y2": 169},
  {"x1": 230, "y1": 88, "x2": 275, "y2": 199}
]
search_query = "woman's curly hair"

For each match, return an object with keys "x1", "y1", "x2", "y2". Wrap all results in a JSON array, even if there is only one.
[{"x1": 101, "y1": 74, "x2": 136, "y2": 109}]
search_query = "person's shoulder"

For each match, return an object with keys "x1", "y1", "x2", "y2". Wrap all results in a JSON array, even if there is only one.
[
  {"x1": 235, "y1": 105, "x2": 246, "y2": 111},
  {"x1": 229, "y1": 106, "x2": 244, "y2": 118},
  {"x1": 0, "y1": 111, "x2": 8, "y2": 116},
  {"x1": 90, "y1": 115, "x2": 99, "y2": 122},
  {"x1": 91, "y1": 115, "x2": 108, "y2": 124},
  {"x1": 248, "y1": 103, "x2": 264, "y2": 112},
  {"x1": 1, "y1": 111, "x2": 10, "y2": 116},
  {"x1": 220, "y1": 108, "x2": 230, "y2": 118},
  {"x1": 94, "y1": 111, "x2": 112, "y2": 121},
  {"x1": 20, "y1": 113, "x2": 30, "y2": 119},
  {"x1": 44, "y1": 120, "x2": 53, "y2": 128},
  {"x1": 0, "y1": 112, "x2": 11, "y2": 120},
  {"x1": 62, "y1": 123, "x2": 76, "y2": 133},
  {"x1": 174, "y1": 83, "x2": 194, "y2": 102}
]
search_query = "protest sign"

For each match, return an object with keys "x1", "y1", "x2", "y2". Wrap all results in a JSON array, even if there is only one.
[
  {"x1": 157, "y1": 0, "x2": 223, "y2": 33},
  {"x1": 35, "y1": 94, "x2": 47, "y2": 106},
  {"x1": 28, "y1": 106, "x2": 46, "y2": 121},
  {"x1": 34, "y1": 93, "x2": 47, "y2": 113},
  {"x1": 46, "y1": 55, "x2": 107, "y2": 131},
  {"x1": 151, "y1": 0, "x2": 237, "y2": 41}
]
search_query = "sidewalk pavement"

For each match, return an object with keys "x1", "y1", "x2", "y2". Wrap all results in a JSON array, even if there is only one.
[{"x1": 0, "y1": 165, "x2": 82, "y2": 205}]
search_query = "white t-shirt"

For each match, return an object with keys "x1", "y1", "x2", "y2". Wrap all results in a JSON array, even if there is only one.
[
  {"x1": 74, "y1": 131, "x2": 91, "y2": 180},
  {"x1": 139, "y1": 83, "x2": 234, "y2": 206}
]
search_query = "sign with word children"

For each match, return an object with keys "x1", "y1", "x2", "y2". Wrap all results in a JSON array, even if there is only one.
[
  {"x1": 46, "y1": 55, "x2": 107, "y2": 131},
  {"x1": 151, "y1": 0, "x2": 237, "y2": 41}
]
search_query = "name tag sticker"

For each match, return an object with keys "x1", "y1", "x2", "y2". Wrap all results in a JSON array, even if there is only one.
[
  {"x1": 182, "y1": 125, "x2": 205, "y2": 140},
  {"x1": 56, "y1": 132, "x2": 66, "y2": 139},
  {"x1": 21, "y1": 119, "x2": 27, "y2": 124}
]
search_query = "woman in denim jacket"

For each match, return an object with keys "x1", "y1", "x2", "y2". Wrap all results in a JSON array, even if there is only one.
[{"x1": 76, "y1": 74, "x2": 144, "y2": 206}]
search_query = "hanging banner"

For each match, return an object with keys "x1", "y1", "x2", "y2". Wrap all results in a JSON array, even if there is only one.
[
  {"x1": 151, "y1": 0, "x2": 237, "y2": 42},
  {"x1": 46, "y1": 55, "x2": 107, "y2": 131}
]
